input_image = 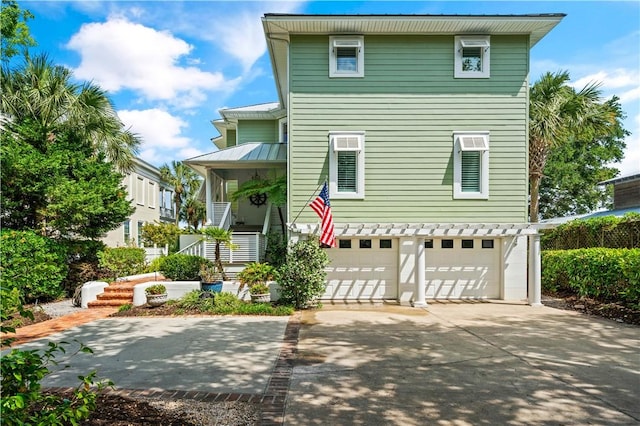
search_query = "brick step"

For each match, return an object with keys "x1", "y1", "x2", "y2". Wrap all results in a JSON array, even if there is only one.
[
  {"x1": 96, "y1": 292, "x2": 132, "y2": 301},
  {"x1": 87, "y1": 299, "x2": 131, "y2": 308}
]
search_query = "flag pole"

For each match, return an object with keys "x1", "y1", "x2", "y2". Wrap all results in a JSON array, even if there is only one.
[{"x1": 290, "y1": 179, "x2": 326, "y2": 226}]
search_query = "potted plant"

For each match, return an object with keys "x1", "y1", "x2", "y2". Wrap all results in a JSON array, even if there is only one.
[
  {"x1": 237, "y1": 262, "x2": 275, "y2": 303},
  {"x1": 145, "y1": 284, "x2": 168, "y2": 307},
  {"x1": 200, "y1": 263, "x2": 223, "y2": 293},
  {"x1": 199, "y1": 227, "x2": 237, "y2": 280}
]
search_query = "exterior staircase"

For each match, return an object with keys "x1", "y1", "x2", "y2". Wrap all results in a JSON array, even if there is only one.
[{"x1": 87, "y1": 275, "x2": 165, "y2": 308}]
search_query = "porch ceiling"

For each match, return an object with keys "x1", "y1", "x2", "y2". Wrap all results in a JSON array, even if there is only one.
[{"x1": 184, "y1": 142, "x2": 287, "y2": 175}]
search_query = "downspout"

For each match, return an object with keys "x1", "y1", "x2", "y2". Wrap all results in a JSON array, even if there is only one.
[{"x1": 265, "y1": 19, "x2": 291, "y2": 240}]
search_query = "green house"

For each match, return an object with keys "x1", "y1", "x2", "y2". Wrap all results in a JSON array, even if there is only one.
[{"x1": 184, "y1": 13, "x2": 565, "y2": 305}]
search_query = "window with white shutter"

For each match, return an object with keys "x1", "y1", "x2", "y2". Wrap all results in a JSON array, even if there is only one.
[
  {"x1": 329, "y1": 36, "x2": 364, "y2": 78},
  {"x1": 453, "y1": 132, "x2": 489, "y2": 199},
  {"x1": 454, "y1": 36, "x2": 490, "y2": 78},
  {"x1": 329, "y1": 131, "x2": 365, "y2": 198}
]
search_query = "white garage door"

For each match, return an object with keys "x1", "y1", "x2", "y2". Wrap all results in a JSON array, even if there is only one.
[
  {"x1": 324, "y1": 238, "x2": 398, "y2": 301},
  {"x1": 426, "y1": 238, "x2": 500, "y2": 299}
]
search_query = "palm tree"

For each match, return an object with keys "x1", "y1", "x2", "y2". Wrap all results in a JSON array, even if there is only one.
[
  {"x1": 160, "y1": 160, "x2": 201, "y2": 226},
  {"x1": 184, "y1": 196, "x2": 206, "y2": 231},
  {"x1": 0, "y1": 54, "x2": 140, "y2": 172},
  {"x1": 200, "y1": 227, "x2": 236, "y2": 280},
  {"x1": 529, "y1": 71, "x2": 612, "y2": 222}
]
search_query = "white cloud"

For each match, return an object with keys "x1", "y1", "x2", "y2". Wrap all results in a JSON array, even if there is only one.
[
  {"x1": 118, "y1": 108, "x2": 190, "y2": 148},
  {"x1": 173, "y1": 1, "x2": 305, "y2": 71},
  {"x1": 67, "y1": 17, "x2": 226, "y2": 104}
]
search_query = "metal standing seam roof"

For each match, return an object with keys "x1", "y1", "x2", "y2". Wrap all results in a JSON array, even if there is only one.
[{"x1": 183, "y1": 143, "x2": 287, "y2": 175}]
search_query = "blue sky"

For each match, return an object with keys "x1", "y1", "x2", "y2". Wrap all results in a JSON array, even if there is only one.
[{"x1": 22, "y1": 1, "x2": 640, "y2": 175}]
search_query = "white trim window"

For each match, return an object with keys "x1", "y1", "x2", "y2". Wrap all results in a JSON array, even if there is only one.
[
  {"x1": 329, "y1": 36, "x2": 364, "y2": 78},
  {"x1": 454, "y1": 36, "x2": 490, "y2": 78},
  {"x1": 136, "y1": 176, "x2": 145, "y2": 205},
  {"x1": 148, "y1": 181, "x2": 156, "y2": 208},
  {"x1": 453, "y1": 132, "x2": 490, "y2": 199},
  {"x1": 329, "y1": 131, "x2": 365, "y2": 199}
]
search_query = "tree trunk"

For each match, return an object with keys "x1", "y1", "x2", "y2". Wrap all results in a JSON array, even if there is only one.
[
  {"x1": 529, "y1": 174, "x2": 541, "y2": 223},
  {"x1": 277, "y1": 206, "x2": 286, "y2": 237}
]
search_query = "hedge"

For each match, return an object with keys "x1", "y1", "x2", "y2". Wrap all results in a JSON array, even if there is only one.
[
  {"x1": 0, "y1": 230, "x2": 68, "y2": 303},
  {"x1": 542, "y1": 248, "x2": 640, "y2": 306}
]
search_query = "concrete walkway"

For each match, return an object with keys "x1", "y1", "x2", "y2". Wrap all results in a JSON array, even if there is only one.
[{"x1": 286, "y1": 302, "x2": 640, "y2": 425}]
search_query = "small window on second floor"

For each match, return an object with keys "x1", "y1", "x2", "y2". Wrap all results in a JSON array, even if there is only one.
[
  {"x1": 454, "y1": 36, "x2": 490, "y2": 78},
  {"x1": 329, "y1": 131, "x2": 365, "y2": 199},
  {"x1": 329, "y1": 36, "x2": 364, "y2": 78},
  {"x1": 453, "y1": 132, "x2": 490, "y2": 199}
]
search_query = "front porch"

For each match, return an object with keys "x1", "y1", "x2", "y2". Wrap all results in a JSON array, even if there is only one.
[{"x1": 182, "y1": 142, "x2": 287, "y2": 269}]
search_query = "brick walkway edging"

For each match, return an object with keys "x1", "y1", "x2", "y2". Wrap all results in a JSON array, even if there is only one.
[{"x1": 44, "y1": 311, "x2": 302, "y2": 425}]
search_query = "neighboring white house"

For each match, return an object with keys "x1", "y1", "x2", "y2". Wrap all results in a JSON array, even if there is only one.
[{"x1": 102, "y1": 157, "x2": 176, "y2": 247}]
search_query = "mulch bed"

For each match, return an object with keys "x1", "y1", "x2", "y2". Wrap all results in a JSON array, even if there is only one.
[{"x1": 542, "y1": 292, "x2": 640, "y2": 325}]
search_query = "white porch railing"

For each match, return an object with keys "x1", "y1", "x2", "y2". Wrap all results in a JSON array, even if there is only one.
[
  {"x1": 212, "y1": 202, "x2": 232, "y2": 230},
  {"x1": 178, "y1": 232, "x2": 264, "y2": 264}
]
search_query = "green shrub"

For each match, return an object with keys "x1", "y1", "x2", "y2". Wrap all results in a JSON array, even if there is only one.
[
  {"x1": 97, "y1": 247, "x2": 146, "y2": 281},
  {"x1": 0, "y1": 230, "x2": 68, "y2": 303},
  {"x1": 213, "y1": 291, "x2": 241, "y2": 314},
  {"x1": 159, "y1": 254, "x2": 211, "y2": 281},
  {"x1": 277, "y1": 237, "x2": 329, "y2": 309},
  {"x1": 60, "y1": 239, "x2": 107, "y2": 297},
  {"x1": 542, "y1": 248, "x2": 640, "y2": 306},
  {"x1": 0, "y1": 340, "x2": 113, "y2": 425},
  {"x1": 145, "y1": 256, "x2": 165, "y2": 273}
]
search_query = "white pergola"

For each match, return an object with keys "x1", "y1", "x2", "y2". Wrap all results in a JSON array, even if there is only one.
[{"x1": 290, "y1": 222, "x2": 553, "y2": 307}]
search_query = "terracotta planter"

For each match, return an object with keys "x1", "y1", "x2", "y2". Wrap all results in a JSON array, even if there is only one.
[{"x1": 146, "y1": 293, "x2": 168, "y2": 307}]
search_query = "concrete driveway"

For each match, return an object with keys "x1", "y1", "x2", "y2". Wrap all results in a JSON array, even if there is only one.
[
  {"x1": 286, "y1": 302, "x2": 640, "y2": 425},
  {"x1": 10, "y1": 302, "x2": 639, "y2": 425}
]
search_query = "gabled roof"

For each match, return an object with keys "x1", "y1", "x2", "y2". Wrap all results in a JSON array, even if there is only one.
[
  {"x1": 183, "y1": 143, "x2": 287, "y2": 175},
  {"x1": 263, "y1": 13, "x2": 565, "y2": 108}
]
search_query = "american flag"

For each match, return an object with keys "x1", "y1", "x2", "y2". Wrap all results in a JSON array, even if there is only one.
[{"x1": 309, "y1": 182, "x2": 336, "y2": 247}]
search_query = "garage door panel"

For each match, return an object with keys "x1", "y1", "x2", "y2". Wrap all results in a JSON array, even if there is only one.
[
  {"x1": 426, "y1": 239, "x2": 500, "y2": 299},
  {"x1": 324, "y1": 239, "x2": 398, "y2": 300}
]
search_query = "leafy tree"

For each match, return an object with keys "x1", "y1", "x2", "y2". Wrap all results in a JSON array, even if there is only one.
[
  {"x1": 1, "y1": 120, "x2": 133, "y2": 239},
  {"x1": 1, "y1": 54, "x2": 140, "y2": 172},
  {"x1": 539, "y1": 98, "x2": 627, "y2": 219},
  {"x1": 141, "y1": 221, "x2": 181, "y2": 252},
  {"x1": 0, "y1": 0, "x2": 36, "y2": 62},
  {"x1": 160, "y1": 161, "x2": 202, "y2": 226},
  {"x1": 529, "y1": 71, "x2": 625, "y2": 222}
]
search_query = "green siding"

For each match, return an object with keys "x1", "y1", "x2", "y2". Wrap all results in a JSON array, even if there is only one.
[
  {"x1": 227, "y1": 129, "x2": 236, "y2": 147},
  {"x1": 289, "y1": 34, "x2": 530, "y2": 223},
  {"x1": 238, "y1": 120, "x2": 277, "y2": 144}
]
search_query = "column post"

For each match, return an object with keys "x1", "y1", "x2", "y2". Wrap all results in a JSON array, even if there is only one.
[
  {"x1": 528, "y1": 233, "x2": 542, "y2": 306},
  {"x1": 205, "y1": 169, "x2": 213, "y2": 225},
  {"x1": 413, "y1": 237, "x2": 427, "y2": 307}
]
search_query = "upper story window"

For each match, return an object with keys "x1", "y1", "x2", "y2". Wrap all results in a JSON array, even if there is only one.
[
  {"x1": 148, "y1": 181, "x2": 156, "y2": 208},
  {"x1": 136, "y1": 176, "x2": 145, "y2": 205},
  {"x1": 454, "y1": 36, "x2": 490, "y2": 78},
  {"x1": 279, "y1": 117, "x2": 288, "y2": 143},
  {"x1": 453, "y1": 132, "x2": 490, "y2": 199},
  {"x1": 329, "y1": 36, "x2": 364, "y2": 78},
  {"x1": 329, "y1": 131, "x2": 365, "y2": 199}
]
